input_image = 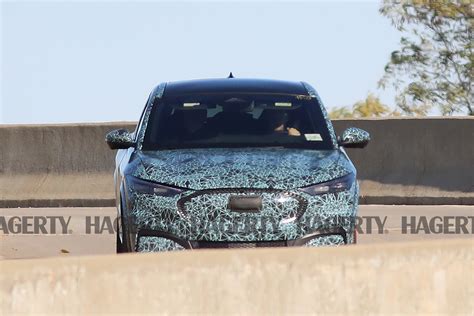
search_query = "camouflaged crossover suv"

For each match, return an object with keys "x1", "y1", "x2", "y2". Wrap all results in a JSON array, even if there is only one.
[{"x1": 106, "y1": 77, "x2": 370, "y2": 253}]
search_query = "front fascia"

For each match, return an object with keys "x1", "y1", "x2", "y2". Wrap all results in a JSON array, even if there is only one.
[{"x1": 125, "y1": 181, "x2": 358, "y2": 244}]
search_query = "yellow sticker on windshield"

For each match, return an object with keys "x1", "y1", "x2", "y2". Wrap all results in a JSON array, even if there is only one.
[
  {"x1": 275, "y1": 102, "x2": 292, "y2": 107},
  {"x1": 304, "y1": 133, "x2": 322, "y2": 141}
]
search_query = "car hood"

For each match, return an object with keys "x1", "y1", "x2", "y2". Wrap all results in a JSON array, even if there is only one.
[{"x1": 133, "y1": 148, "x2": 353, "y2": 190}]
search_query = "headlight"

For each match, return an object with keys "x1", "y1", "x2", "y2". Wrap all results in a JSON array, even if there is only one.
[
  {"x1": 299, "y1": 173, "x2": 355, "y2": 196},
  {"x1": 126, "y1": 175, "x2": 185, "y2": 196}
]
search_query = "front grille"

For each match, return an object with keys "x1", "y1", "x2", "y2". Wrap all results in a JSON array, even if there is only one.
[
  {"x1": 177, "y1": 188, "x2": 308, "y2": 221},
  {"x1": 193, "y1": 240, "x2": 287, "y2": 249}
]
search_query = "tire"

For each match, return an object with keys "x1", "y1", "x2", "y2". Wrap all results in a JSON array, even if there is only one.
[
  {"x1": 116, "y1": 223, "x2": 126, "y2": 253},
  {"x1": 116, "y1": 198, "x2": 128, "y2": 253}
]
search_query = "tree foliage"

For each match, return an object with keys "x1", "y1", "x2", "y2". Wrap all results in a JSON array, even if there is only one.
[
  {"x1": 379, "y1": 0, "x2": 473, "y2": 116},
  {"x1": 329, "y1": 94, "x2": 400, "y2": 119},
  {"x1": 353, "y1": 94, "x2": 394, "y2": 117},
  {"x1": 328, "y1": 106, "x2": 354, "y2": 119}
]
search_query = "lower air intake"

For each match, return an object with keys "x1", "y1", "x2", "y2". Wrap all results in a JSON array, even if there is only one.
[
  {"x1": 194, "y1": 240, "x2": 287, "y2": 249},
  {"x1": 304, "y1": 235, "x2": 345, "y2": 247},
  {"x1": 137, "y1": 236, "x2": 185, "y2": 252}
]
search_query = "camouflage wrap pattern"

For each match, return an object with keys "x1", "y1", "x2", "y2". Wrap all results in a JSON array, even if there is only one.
[
  {"x1": 304, "y1": 235, "x2": 345, "y2": 247},
  {"x1": 341, "y1": 127, "x2": 371, "y2": 144},
  {"x1": 133, "y1": 148, "x2": 353, "y2": 190},
  {"x1": 117, "y1": 81, "x2": 364, "y2": 252},
  {"x1": 128, "y1": 182, "x2": 357, "y2": 245},
  {"x1": 136, "y1": 83, "x2": 166, "y2": 150},
  {"x1": 105, "y1": 129, "x2": 134, "y2": 145},
  {"x1": 137, "y1": 236, "x2": 185, "y2": 252},
  {"x1": 136, "y1": 107, "x2": 152, "y2": 150}
]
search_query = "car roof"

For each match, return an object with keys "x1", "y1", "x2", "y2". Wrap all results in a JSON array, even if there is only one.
[{"x1": 162, "y1": 77, "x2": 310, "y2": 97}]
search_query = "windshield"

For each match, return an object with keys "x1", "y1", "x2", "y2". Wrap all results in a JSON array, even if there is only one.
[{"x1": 142, "y1": 93, "x2": 334, "y2": 150}]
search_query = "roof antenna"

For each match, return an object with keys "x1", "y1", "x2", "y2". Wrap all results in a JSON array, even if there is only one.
[{"x1": 227, "y1": 72, "x2": 234, "y2": 78}]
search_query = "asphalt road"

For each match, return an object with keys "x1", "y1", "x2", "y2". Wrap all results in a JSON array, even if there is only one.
[{"x1": 1, "y1": 205, "x2": 472, "y2": 260}]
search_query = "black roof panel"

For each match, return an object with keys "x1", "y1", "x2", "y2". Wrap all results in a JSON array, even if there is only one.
[{"x1": 163, "y1": 78, "x2": 309, "y2": 97}]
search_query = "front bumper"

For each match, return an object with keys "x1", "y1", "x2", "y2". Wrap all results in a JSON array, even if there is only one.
[
  {"x1": 127, "y1": 183, "x2": 359, "y2": 252},
  {"x1": 136, "y1": 227, "x2": 347, "y2": 251}
]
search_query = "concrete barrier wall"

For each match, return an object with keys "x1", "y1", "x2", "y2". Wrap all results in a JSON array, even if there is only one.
[
  {"x1": 333, "y1": 118, "x2": 474, "y2": 204},
  {"x1": 0, "y1": 122, "x2": 136, "y2": 207},
  {"x1": 0, "y1": 239, "x2": 472, "y2": 314},
  {"x1": 0, "y1": 118, "x2": 473, "y2": 207},
  {"x1": 0, "y1": 122, "x2": 135, "y2": 174}
]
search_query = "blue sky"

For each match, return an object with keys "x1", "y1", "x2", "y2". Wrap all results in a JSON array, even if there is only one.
[{"x1": 1, "y1": 0, "x2": 401, "y2": 124}]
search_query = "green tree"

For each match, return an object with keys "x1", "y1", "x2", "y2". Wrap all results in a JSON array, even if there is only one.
[
  {"x1": 329, "y1": 94, "x2": 399, "y2": 119},
  {"x1": 353, "y1": 93, "x2": 393, "y2": 117},
  {"x1": 328, "y1": 106, "x2": 354, "y2": 119},
  {"x1": 379, "y1": 0, "x2": 473, "y2": 116}
]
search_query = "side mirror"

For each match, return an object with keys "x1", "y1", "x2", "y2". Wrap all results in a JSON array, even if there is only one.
[
  {"x1": 105, "y1": 129, "x2": 135, "y2": 150},
  {"x1": 338, "y1": 127, "x2": 370, "y2": 148}
]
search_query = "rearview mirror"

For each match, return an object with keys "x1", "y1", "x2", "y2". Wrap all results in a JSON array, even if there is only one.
[
  {"x1": 105, "y1": 129, "x2": 135, "y2": 150},
  {"x1": 338, "y1": 127, "x2": 370, "y2": 148}
]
